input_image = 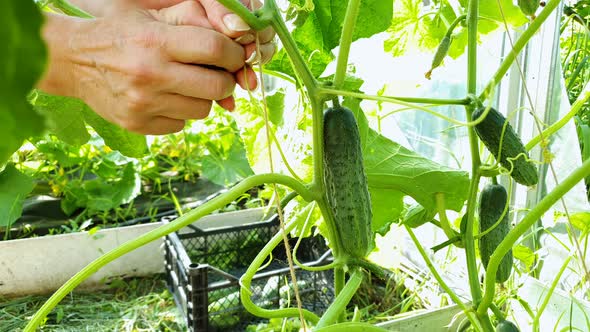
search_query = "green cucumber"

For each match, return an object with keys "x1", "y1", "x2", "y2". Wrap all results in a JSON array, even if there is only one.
[
  {"x1": 323, "y1": 106, "x2": 374, "y2": 259},
  {"x1": 478, "y1": 184, "x2": 513, "y2": 283},
  {"x1": 425, "y1": 35, "x2": 452, "y2": 80},
  {"x1": 473, "y1": 106, "x2": 538, "y2": 186},
  {"x1": 496, "y1": 320, "x2": 520, "y2": 332}
]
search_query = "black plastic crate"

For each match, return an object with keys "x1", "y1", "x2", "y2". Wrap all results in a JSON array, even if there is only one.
[{"x1": 162, "y1": 212, "x2": 334, "y2": 331}]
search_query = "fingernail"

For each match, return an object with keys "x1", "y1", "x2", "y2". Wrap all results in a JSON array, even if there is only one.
[
  {"x1": 223, "y1": 14, "x2": 251, "y2": 32},
  {"x1": 234, "y1": 33, "x2": 255, "y2": 45},
  {"x1": 245, "y1": 51, "x2": 258, "y2": 65},
  {"x1": 259, "y1": 43, "x2": 277, "y2": 64}
]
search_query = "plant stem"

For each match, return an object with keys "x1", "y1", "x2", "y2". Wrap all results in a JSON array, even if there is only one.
[
  {"x1": 479, "y1": 0, "x2": 562, "y2": 101},
  {"x1": 49, "y1": 0, "x2": 92, "y2": 18},
  {"x1": 333, "y1": 267, "x2": 346, "y2": 322},
  {"x1": 446, "y1": 14, "x2": 467, "y2": 37},
  {"x1": 478, "y1": 157, "x2": 590, "y2": 315},
  {"x1": 405, "y1": 226, "x2": 483, "y2": 330},
  {"x1": 490, "y1": 303, "x2": 505, "y2": 321},
  {"x1": 216, "y1": 0, "x2": 272, "y2": 30},
  {"x1": 435, "y1": 193, "x2": 462, "y2": 247},
  {"x1": 24, "y1": 173, "x2": 313, "y2": 331},
  {"x1": 526, "y1": 81, "x2": 590, "y2": 150},
  {"x1": 464, "y1": 2, "x2": 489, "y2": 328},
  {"x1": 319, "y1": 88, "x2": 471, "y2": 106},
  {"x1": 532, "y1": 256, "x2": 572, "y2": 332},
  {"x1": 333, "y1": 0, "x2": 361, "y2": 89},
  {"x1": 239, "y1": 217, "x2": 321, "y2": 323},
  {"x1": 316, "y1": 269, "x2": 363, "y2": 328},
  {"x1": 267, "y1": 0, "x2": 317, "y2": 92}
]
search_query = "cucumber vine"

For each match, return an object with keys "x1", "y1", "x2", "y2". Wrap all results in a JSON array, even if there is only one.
[{"x1": 24, "y1": 0, "x2": 590, "y2": 331}]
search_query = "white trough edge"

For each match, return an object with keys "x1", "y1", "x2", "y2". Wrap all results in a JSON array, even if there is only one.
[{"x1": 0, "y1": 208, "x2": 268, "y2": 297}]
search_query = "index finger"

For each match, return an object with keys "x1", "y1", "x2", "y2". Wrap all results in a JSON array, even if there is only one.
[{"x1": 163, "y1": 24, "x2": 245, "y2": 72}]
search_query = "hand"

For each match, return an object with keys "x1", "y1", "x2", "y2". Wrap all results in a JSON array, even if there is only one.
[
  {"x1": 39, "y1": 2, "x2": 271, "y2": 135},
  {"x1": 147, "y1": 0, "x2": 277, "y2": 107}
]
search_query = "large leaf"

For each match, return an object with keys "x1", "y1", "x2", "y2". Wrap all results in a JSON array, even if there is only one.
[
  {"x1": 32, "y1": 91, "x2": 90, "y2": 147},
  {"x1": 30, "y1": 92, "x2": 147, "y2": 158},
  {"x1": 61, "y1": 162, "x2": 141, "y2": 214},
  {"x1": 0, "y1": 0, "x2": 47, "y2": 163},
  {"x1": 346, "y1": 104, "x2": 469, "y2": 233},
  {"x1": 385, "y1": 0, "x2": 528, "y2": 59},
  {"x1": 82, "y1": 108, "x2": 147, "y2": 158},
  {"x1": 364, "y1": 129, "x2": 470, "y2": 213},
  {"x1": 268, "y1": 0, "x2": 393, "y2": 79},
  {"x1": 201, "y1": 141, "x2": 254, "y2": 186},
  {"x1": 0, "y1": 164, "x2": 35, "y2": 227}
]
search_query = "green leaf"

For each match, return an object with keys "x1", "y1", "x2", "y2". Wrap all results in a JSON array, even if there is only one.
[
  {"x1": 31, "y1": 91, "x2": 90, "y2": 147},
  {"x1": 0, "y1": 164, "x2": 35, "y2": 227},
  {"x1": 266, "y1": 89, "x2": 286, "y2": 126},
  {"x1": 513, "y1": 244, "x2": 536, "y2": 271},
  {"x1": 370, "y1": 188, "x2": 404, "y2": 235},
  {"x1": 268, "y1": 0, "x2": 392, "y2": 79},
  {"x1": 570, "y1": 212, "x2": 590, "y2": 234},
  {"x1": 312, "y1": 0, "x2": 393, "y2": 50},
  {"x1": 266, "y1": 14, "x2": 334, "y2": 78},
  {"x1": 385, "y1": 0, "x2": 528, "y2": 59},
  {"x1": 0, "y1": 0, "x2": 47, "y2": 163},
  {"x1": 82, "y1": 107, "x2": 148, "y2": 158},
  {"x1": 364, "y1": 129, "x2": 470, "y2": 213},
  {"x1": 201, "y1": 141, "x2": 254, "y2": 186},
  {"x1": 29, "y1": 92, "x2": 147, "y2": 158},
  {"x1": 62, "y1": 162, "x2": 141, "y2": 213},
  {"x1": 477, "y1": 0, "x2": 528, "y2": 27}
]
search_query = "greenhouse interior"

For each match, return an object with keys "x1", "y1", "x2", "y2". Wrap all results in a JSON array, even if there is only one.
[{"x1": 2, "y1": 0, "x2": 590, "y2": 331}]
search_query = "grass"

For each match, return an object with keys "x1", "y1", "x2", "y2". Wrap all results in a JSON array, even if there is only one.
[{"x1": 0, "y1": 275, "x2": 184, "y2": 332}]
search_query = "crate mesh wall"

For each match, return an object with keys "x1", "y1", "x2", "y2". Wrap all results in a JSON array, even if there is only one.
[{"x1": 164, "y1": 216, "x2": 334, "y2": 332}]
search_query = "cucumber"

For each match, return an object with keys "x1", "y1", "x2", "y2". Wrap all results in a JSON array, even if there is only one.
[
  {"x1": 478, "y1": 184, "x2": 513, "y2": 283},
  {"x1": 323, "y1": 106, "x2": 374, "y2": 259},
  {"x1": 473, "y1": 106, "x2": 538, "y2": 186},
  {"x1": 496, "y1": 320, "x2": 520, "y2": 332},
  {"x1": 425, "y1": 35, "x2": 451, "y2": 80},
  {"x1": 518, "y1": 0, "x2": 539, "y2": 17}
]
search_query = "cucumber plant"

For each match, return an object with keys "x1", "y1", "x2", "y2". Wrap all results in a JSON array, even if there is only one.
[{"x1": 3, "y1": 0, "x2": 590, "y2": 331}]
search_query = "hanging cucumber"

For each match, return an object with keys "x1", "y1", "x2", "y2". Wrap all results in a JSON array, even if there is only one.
[
  {"x1": 478, "y1": 184, "x2": 513, "y2": 283},
  {"x1": 425, "y1": 34, "x2": 451, "y2": 80},
  {"x1": 473, "y1": 106, "x2": 538, "y2": 186},
  {"x1": 323, "y1": 106, "x2": 374, "y2": 259}
]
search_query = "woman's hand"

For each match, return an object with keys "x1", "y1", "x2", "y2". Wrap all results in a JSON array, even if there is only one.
[{"x1": 39, "y1": 0, "x2": 276, "y2": 135}]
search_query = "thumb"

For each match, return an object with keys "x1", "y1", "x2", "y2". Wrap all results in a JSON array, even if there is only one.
[
  {"x1": 149, "y1": 1, "x2": 212, "y2": 28},
  {"x1": 199, "y1": 0, "x2": 259, "y2": 38}
]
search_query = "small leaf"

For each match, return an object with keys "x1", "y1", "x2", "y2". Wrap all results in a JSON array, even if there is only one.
[
  {"x1": 31, "y1": 91, "x2": 90, "y2": 147},
  {"x1": 266, "y1": 89, "x2": 285, "y2": 126},
  {"x1": 513, "y1": 244, "x2": 536, "y2": 270},
  {"x1": 0, "y1": 164, "x2": 35, "y2": 227},
  {"x1": 570, "y1": 212, "x2": 590, "y2": 234}
]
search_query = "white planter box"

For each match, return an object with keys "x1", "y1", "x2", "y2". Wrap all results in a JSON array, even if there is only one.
[
  {"x1": 376, "y1": 305, "x2": 464, "y2": 331},
  {"x1": 0, "y1": 208, "x2": 268, "y2": 297}
]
